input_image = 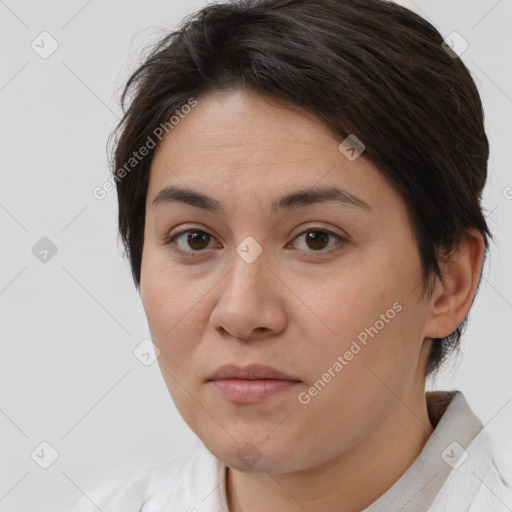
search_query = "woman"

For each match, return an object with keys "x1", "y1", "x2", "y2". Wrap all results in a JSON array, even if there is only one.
[{"x1": 70, "y1": 0, "x2": 511, "y2": 510}]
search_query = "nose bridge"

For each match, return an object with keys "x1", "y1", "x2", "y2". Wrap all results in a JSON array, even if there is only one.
[{"x1": 228, "y1": 234, "x2": 269, "y2": 296}]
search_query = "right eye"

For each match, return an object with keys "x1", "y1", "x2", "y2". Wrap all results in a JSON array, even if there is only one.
[{"x1": 164, "y1": 228, "x2": 220, "y2": 257}]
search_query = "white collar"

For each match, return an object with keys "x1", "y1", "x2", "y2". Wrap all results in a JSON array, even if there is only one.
[{"x1": 140, "y1": 390, "x2": 509, "y2": 511}]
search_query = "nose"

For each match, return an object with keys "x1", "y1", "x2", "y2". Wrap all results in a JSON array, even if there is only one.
[{"x1": 209, "y1": 245, "x2": 287, "y2": 342}]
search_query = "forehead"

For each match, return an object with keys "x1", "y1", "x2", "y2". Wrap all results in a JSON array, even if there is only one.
[{"x1": 146, "y1": 88, "x2": 397, "y2": 216}]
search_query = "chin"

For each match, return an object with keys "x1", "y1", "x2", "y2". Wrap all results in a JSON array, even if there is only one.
[{"x1": 201, "y1": 431, "x2": 312, "y2": 474}]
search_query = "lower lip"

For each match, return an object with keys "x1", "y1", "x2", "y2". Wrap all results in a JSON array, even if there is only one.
[{"x1": 209, "y1": 379, "x2": 300, "y2": 403}]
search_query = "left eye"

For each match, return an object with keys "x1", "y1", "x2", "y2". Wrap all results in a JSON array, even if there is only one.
[
  {"x1": 291, "y1": 228, "x2": 345, "y2": 252},
  {"x1": 164, "y1": 227, "x2": 346, "y2": 256}
]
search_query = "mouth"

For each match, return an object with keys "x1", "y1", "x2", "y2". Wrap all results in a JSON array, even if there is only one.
[{"x1": 206, "y1": 364, "x2": 301, "y2": 404}]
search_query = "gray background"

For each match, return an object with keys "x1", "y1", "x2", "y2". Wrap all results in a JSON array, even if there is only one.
[{"x1": 1, "y1": 1, "x2": 511, "y2": 510}]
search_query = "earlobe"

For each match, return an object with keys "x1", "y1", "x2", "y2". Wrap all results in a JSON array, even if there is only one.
[{"x1": 424, "y1": 229, "x2": 485, "y2": 339}]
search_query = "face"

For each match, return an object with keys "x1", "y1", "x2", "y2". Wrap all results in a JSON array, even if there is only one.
[{"x1": 140, "y1": 88, "x2": 432, "y2": 473}]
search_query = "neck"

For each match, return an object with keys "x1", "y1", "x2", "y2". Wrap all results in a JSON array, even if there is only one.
[{"x1": 226, "y1": 385, "x2": 434, "y2": 512}]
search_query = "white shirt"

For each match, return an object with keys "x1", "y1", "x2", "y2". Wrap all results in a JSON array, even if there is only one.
[{"x1": 68, "y1": 390, "x2": 512, "y2": 511}]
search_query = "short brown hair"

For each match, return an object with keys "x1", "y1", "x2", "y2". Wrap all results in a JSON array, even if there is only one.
[{"x1": 108, "y1": 0, "x2": 492, "y2": 379}]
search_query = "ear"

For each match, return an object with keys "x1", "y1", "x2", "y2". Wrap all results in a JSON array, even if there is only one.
[{"x1": 424, "y1": 228, "x2": 486, "y2": 339}]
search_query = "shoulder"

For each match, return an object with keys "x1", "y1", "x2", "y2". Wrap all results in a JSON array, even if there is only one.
[
  {"x1": 66, "y1": 444, "x2": 204, "y2": 512},
  {"x1": 429, "y1": 429, "x2": 512, "y2": 512},
  {"x1": 468, "y1": 434, "x2": 512, "y2": 511},
  {"x1": 66, "y1": 467, "x2": 149, "y2": 512}
]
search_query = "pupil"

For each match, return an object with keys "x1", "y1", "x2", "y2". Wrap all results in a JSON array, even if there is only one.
[
  {"x1": 188, "y1": 232, "x2": 209, "y2": 250},
  {"x1": 307, "y1": 231, "x2": 328, "y2": 250}
]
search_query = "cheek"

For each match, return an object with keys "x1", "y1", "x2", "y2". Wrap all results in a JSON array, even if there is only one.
[
  {"x1": 294, "y1": 281, "x2": 424, "y2": 444},
  {"x1": 141, "y1": 244, "x2": 193, "y2": 325},
  {"x1": 140, "y1": 251, "x2": 202, "y2": 365},
  {"x1": 307, "y1": 263, "x2": 424, "y2": 377}
]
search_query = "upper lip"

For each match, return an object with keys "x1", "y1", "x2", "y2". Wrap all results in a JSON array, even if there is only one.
[{"x1": 207, "y1": 364, "x2": 300, "y2": 381}]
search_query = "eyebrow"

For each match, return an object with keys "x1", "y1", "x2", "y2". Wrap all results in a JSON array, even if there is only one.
[{"x1": 151, "y1": 185, "x2": 372, "y2": 214}]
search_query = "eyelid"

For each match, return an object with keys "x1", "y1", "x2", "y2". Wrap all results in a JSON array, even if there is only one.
[
  {"x1": 164, "y1": 223, "x2": 349, "y2": 257},
  {"x1": 166, "y1": 222, "x2": 347, "y2": 242},
  {"x1": 163, "y1": 224, "x2": 220, "y2": 256},
  {"x1": 287, "y1": 224, "x2": 348, "y2": 257},
  {"x1": 288, "y1": 222, "x2": 347, "y2": 241},
  {"x1": 166, "y1": 223, "x2": 208, "y2": 238}
]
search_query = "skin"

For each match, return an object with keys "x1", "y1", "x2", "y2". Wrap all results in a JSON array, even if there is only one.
[{"x1": 139, "y1": 88, "x2": 485, "y2": 512}]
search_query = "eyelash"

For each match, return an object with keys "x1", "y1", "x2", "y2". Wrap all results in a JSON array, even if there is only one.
[{"x1": 163, "y1": 225, "x2": 348, "y2": 259}]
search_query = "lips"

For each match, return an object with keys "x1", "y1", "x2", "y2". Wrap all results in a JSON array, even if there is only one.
[
  {"x1": 206, "y1": 364, "x2": 301, "y2": 404},
  {"x1": 207, "y1": 363, "x2": 300, "y2": 382}
]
